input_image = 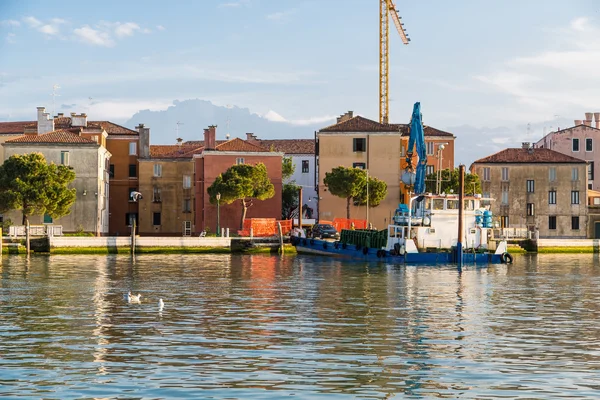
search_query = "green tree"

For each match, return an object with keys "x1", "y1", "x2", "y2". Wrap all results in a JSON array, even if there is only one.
[
  {"x1": 324, "y1": 166, "x2": 387, "y2": 219},
  {"x1": 0, "y1": 153, "x2": 76, "y2": 225},
  {"x1": 207, "y1": 163, "x2": 275, "y2": 229},
  {"x1": 281, "y1": 157, "x2": 299, "y2": 219},
  {"x1": 282, "y1": 156, "x2": 294, "y2": 181},
  {"x1": 425, "y1": 168, "x2": 482, "y2": 195}
]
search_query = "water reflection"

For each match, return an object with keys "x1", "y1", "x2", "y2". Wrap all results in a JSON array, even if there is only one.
[{"x1": 0, "y1": 254, "x2": 599, "y2": 398}]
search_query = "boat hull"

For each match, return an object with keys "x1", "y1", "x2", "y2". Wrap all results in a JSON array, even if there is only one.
[{"x1": 293, "y1": 237, "x2": 505, "y2": 265}]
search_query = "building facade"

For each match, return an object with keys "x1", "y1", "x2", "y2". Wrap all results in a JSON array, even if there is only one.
[
  {"x1": 471, "y1": 144, "x2": 588, "y2": 238},
  {"x1": 535, "y1": 113, "x2": 600, "y2": 192},
  {"x1": 316, "y1": 111, "x2": 455, "y2": 228}
]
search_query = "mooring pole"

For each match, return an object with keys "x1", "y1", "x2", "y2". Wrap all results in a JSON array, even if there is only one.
[
  {"x1": 277, "y1": 221, "x2": 284, "y2": 254},
  {"x1": 298, "y1": 186, "x2": 303, "y2": 230},
  {"x1": 457, "y1": 164, "x2": 465, "y2": 270},
  {"x1": 131, "y1": 219, "x2": 136, "y2": 255}
]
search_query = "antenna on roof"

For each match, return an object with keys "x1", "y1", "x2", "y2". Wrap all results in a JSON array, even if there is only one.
[
  {"x1": 51, "y1": 84, "x2": 60, "y2": 117},
  {"x1": 176, "y1": 121, "x2": 184, "y2": 138}
]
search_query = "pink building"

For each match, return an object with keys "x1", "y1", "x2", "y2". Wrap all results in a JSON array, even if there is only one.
[{"x1": 535, "y1": 112, "x2": 600, "y2": 191}]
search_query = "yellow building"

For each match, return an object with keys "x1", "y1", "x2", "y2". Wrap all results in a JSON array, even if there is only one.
[{"x1": 317, "y1": 111, "x2": 455, "y2": 229}]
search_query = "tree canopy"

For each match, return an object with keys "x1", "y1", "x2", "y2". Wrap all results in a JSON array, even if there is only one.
[
  {"x1": 207, "y1": 163, "x2": 275, "y2": 229},
  {"x1": 425, "y1": 168, "x2": 482, "y2": 195},
  {"x1": 324, "y1": 166, "x2": 388, "y2": 219},
  {"x1": 0, "y1": 152, "x2": 76, "y2": 225},
  {"x1": 282, "y1": 156, "x2": 294, "y2": 181}
]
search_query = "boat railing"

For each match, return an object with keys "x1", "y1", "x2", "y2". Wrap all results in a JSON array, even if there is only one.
[{"x1": 493, "y1": 227, "x2": 529, "y2": 239}]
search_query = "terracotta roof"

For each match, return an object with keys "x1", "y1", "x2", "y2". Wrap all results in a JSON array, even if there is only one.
[
  {"x1": 473, "y1": 148, "x2": 586, "y2": 164},
  {"x1": 251, "y1": 139, "x2": 315, "y2": 154},
  {"x1": 149, "y1": 145, "x2": 202, "y2": 159},
  {"x1": 5, "y1": 129, "x2": 98, "y2": 144},
  {"x1": 214, "y1": 138, "x2": 270, "y2": 152},
  {"x1": 0, "y1": 121, "x2": 33, "y2": 135},
  {"x1": 318, "y1": 115, "x2": 454, "y2": 137},
  {"x1": 0, "y1": 119, "x2": 138, "y2": 136},
  {"x1": 183, "y1": 140, "x2": 227, "y2": 146}
]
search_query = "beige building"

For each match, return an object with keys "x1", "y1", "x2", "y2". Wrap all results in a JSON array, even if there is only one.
[
  {"x1": 317, "y1": 111, "x2": 455, "y2": 229},
  {"x1": 2, "y1": 107, "x2": 111, "y2": 234},
  {"x1": 471, "y1": 144, "x2": 588, "y2": 238}
]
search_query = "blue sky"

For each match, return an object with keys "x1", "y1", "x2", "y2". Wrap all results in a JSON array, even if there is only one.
[{"x1": 0, "y1": 0, "x2": 598, "y2": 133}]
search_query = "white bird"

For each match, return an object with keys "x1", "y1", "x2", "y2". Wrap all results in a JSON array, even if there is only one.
[
  {"x1": 127, "y1": 292, "x2": 142, "y2": 303},
  {"x1": 158, "y1": 298, "x2": 164, "y2": 310}
]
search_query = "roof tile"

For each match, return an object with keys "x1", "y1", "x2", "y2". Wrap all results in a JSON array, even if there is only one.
[
  {"x1": 473, "y1": 148, "x2": 586, "y2": 164},
  {"x1": 318, "y1": 115, "x2": 454, "y2": 137},
  {"x1": 5, "y1": 129, "x2": 98, "y2": 144}
]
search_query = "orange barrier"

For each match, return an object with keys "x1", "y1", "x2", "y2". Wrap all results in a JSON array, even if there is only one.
[
  {"x1": 237, "y1": 218, "x2": 292, "y2": 237},
  {"x1": 332, "y1": 218, "x2": 367, "y2": 232}
]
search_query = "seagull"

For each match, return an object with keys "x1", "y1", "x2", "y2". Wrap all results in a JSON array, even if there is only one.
[
  {"x1": 127, "y1": 292, "x2": 142, "y2": 303},
  {"x1": 158, "y1": 298, "x2": 164, "y2": 311}
]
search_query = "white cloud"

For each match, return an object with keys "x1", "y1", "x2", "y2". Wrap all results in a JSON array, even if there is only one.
[
  {"x1": 6, "y1": 33, "x2": 16, "y2": 44},
  {"x1": 263, "y1": 109, "x2": 335, "y2": 126},
  {"x1": 74, "y1": 26, "x2": 115, "y2": 47},
  {"x1": 51, "y1": 18, "x2": 67, "y2": 25},
  {"x1": 142, "y1": 28, "x2": 152, "y2": 34},
  {"x1": 1, "y1": 20, "x2": 20, "y2": 27},
  {"x1": 266, "y1": 9, "x2": 296, "y2": 23},
  {"x1": 114, "y1": 22, "x2": 140, "y2": 37},
  {"x1": 219, "y1": 0, "x2": 250, "y2": 8},
  {"x1": 23, "y1": 16, "x2": 42, "y2": 28},
  {"x1": 39, "y1": 24, "x2": 59, "y2": 35},
  {"x1": 156, "y1": 25, "x2": 166, "y2": 31}
]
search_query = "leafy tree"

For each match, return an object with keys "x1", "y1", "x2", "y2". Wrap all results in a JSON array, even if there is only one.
[
  {"x1": 282, "y1": 156, "x2": 294, "y2": 181},
  {"x1": 425, "y1": 168, "x2": 482, "y2": 195},
  {"x1": 207, "y1": 163, "x2": 275, "y2": 229},
  {"x1": 281, "y1": 182, "x2": 300, "y2": 220},
  {"x1": 0, "y1": 153, "x2": 76, "y2": 225},
  {"x1": 324, "y1": 166, "x2": 388, "y2": 219}
]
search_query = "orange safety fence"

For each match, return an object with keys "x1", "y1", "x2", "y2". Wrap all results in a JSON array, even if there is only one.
[
  {"x1": 237, "y1": 218, "x2": 293, "y2": 237},
  {"x1": 332, "y1": 218, "x2": 367, "y2": 232}
]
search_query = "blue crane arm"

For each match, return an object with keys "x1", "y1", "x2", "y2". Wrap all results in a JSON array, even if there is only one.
[{"x1": 405, "y1": 102, "x2": 427, "y2": 194}]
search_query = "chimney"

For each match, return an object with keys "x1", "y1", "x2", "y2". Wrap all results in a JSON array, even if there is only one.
[
  {"x1": 575, "y1": 120, "x2": 583, "y2": 126},
  {"x1": 522, "y1": 142, "x2": 531, "y2": 149},
  {"x1": 336, "y1": 111, "x2": 354, "y2": 124},
  {"x1": 136, "y1": 123, "x2": 150, "y2": 159},
  {"x1": 57, "y1": 113, "x2": 64, "y2": 118},
  {"x1": 71, "y1": 113, "x2": 88, "y2": 127},
  {"x1": 204, "y1": 125, "x2": 216, "y2": 150},
  {"x1": 246, "y1": 132, "x2": 258, "y2": 142},
  {"x1": 176, "y1": 137, "x2": 183, "y2": 146},
  {"x1": 37, "y1": 106, "x2": 54, "y2": 134},
  {"x1": 594, "y1": 112, "x2": 600, "y2": 129}
]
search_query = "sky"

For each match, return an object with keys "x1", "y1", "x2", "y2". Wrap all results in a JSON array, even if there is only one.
[{"x1": 1, "y1": 0, "x2": 599, "y2": 138}]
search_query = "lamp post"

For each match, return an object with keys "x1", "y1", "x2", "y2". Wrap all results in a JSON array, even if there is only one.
[
  {"x1": 216, "y1": 192, "x2": 221, "y2": 237},
  {"x1": 436, "y1": 143, "x2": 448, "y2": 194}
]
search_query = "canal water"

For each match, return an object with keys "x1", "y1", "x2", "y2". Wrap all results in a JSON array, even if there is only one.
[{"x1": 1, "y1": 254, "x2": 599, "y2": 399}]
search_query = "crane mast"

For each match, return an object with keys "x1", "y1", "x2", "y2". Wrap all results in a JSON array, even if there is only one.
[{"x1": 379, "y1": 0, "x2": 410, "y2": 124}]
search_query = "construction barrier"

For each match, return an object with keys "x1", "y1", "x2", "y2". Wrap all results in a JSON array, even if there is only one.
[
  {"x1": 237, "y1": 219, "x2": 292, "y2": 237},
  {"x1": 332, "y1": 218, "x2": 367, "y2": 232}
]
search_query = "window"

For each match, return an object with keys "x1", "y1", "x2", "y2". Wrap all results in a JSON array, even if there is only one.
[
  {"x1": 571, "y1": 190, "x2": 580, "y2": 204},
  {"x1": 586, "y1": 138, "x2": 593, "y2": 152},
  {"x1": 153, "y1": 164, "x2": 162, "y2": 177},
  {"x1": 183, "y1": 175, "x2": 191, "y2": 189},
  {"x1": 92, "y1": 135, "x2": 99, "y2": 143},
  {"x1": 153, "y1": 212, "x2": 161, "y2": 226},
  {"x1": 129, "y1": 164, "x2": 137, "y2": 178},
  {"x1": 153, "y1": 186, "x2": 161, "y2": 202},
  {"x1": 426, "y1": 142, "x2": 434, "y2": 155},
  {"x1": 353, "y1": 138, "x2": 366, "y2": 152},
  {"x1": 129, "y1": 142, "x2": 137, "y2": 155},
  {"x1": 572, "y1": 138, "x2": 580, "y2": 152},
  {"x1": 501, "y1": 189, "x2": 508, "y2": 205},
  {"x1": 426, "y1": 165, "x2": 434, "y2": 175},
  {"x1": 527, "y1": 203, "x2": 535, "y2": 216},
  {"x1": 500, "y1": 216, "x2": 509, "y2": 228},
  {"x1": 549, "y1": 190, "x2": 556, "y2": 205},
  {"x1": 302, "y1": 160, "x2": 309, "y2": 173},
  {"x1": 572, "y1": 216, "x2": 580, "y2": 230},
  {"x1": 589, "y1": 162, "x2": 594, "y2": 181},
  {"x1": 526, "y1": 180, "x2": 535, "y2": 193},
  {"x1": 236, "y1": 157, "x2": 245, "y2": 165},
  {"x1": 183, "y1": 199, "x2": 191, "y2": 213},
  {"x1": 353, "y1": 162, "x2": 366, "y2": 169},
  {"x1": 549, "y1": 167, "x2": 556, "y2": 182},
  {"x1": 549, "y1": 216, "x2": 557, "y2": 230},
  {"x1": 43, "y1": 214, "x2": 53, "y2": 224},
  {"x1": 109, "y1": 164, "x2": 115, "y2": 178},
  {"x1": 60, "y1": 151, "x2": 70, "y2": 166},
  {"x1": 572, "y1": 168, "x2": 579, "y2": 181},
  {"x1": 482, "y1": 167, "x2": 490, "y2": 182},
  {"x1": 126, "y1": 213, "x2": 138, "y2": 227},
  {"x1": 501, "y1": 167, "x2": 509, "y2": 181},
  {"x1": 128, "y1": 188, "x2": 138, "y2": 201}
]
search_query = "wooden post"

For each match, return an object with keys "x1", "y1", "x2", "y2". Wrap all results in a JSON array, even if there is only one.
[
  {"x1": 131, "y1": 218, "x2": 136, "y2": 255},
  {"x1": 277, "y1": 221, "x2": 284, "y2": 254},
  {"x1": 457, "y1": 164, "x2": 465, "y2": 269},
  {"x1": 26, "y1": 220, "x2": 30, "y2": 256},
  {"x1": 298, "y1": 187, "x2": 303, "y2": 230}
]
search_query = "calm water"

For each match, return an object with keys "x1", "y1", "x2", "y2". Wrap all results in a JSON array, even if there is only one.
[{"x1": 1, "y1": 254, "x2": 600, "y2": 399}]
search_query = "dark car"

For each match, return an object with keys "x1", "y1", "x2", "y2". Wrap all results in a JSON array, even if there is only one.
[{"x1": 311, "y1": 224, "x2": 340, "y2": 240}]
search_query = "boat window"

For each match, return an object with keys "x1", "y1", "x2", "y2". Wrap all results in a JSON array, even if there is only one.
[
  {"x1": 433, "y1": 199, "x2": 445, "y2": 210},
  {"x1": 447, "y1": 200, "x2": 459, "y2": 210},
  {"x1": 464, "y1": 199, "x2": 475, "y2": 210},
  {"x1": 389, "y1": 227, "x2": 395, "y2": 237},
  {"x1": 424, "y1": 197, "x2": 431, "y2": 210}
]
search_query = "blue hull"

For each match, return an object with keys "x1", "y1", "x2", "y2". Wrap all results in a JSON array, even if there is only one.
[{"x1": 293, "y1": 238, "x2": 504, "y2": 265}]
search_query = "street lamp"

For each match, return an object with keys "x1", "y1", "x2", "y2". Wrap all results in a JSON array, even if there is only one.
[
  {"x1": 216, "y1": 192, "x2": 221, "y2": 237},
  {"x1": 436, "y1": 143, "x2": 449, "y2": 194}
]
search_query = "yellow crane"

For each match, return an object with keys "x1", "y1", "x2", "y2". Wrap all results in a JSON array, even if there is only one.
[{"x1": 379, "y1": 0, "x2": 410, "y2": 124}]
